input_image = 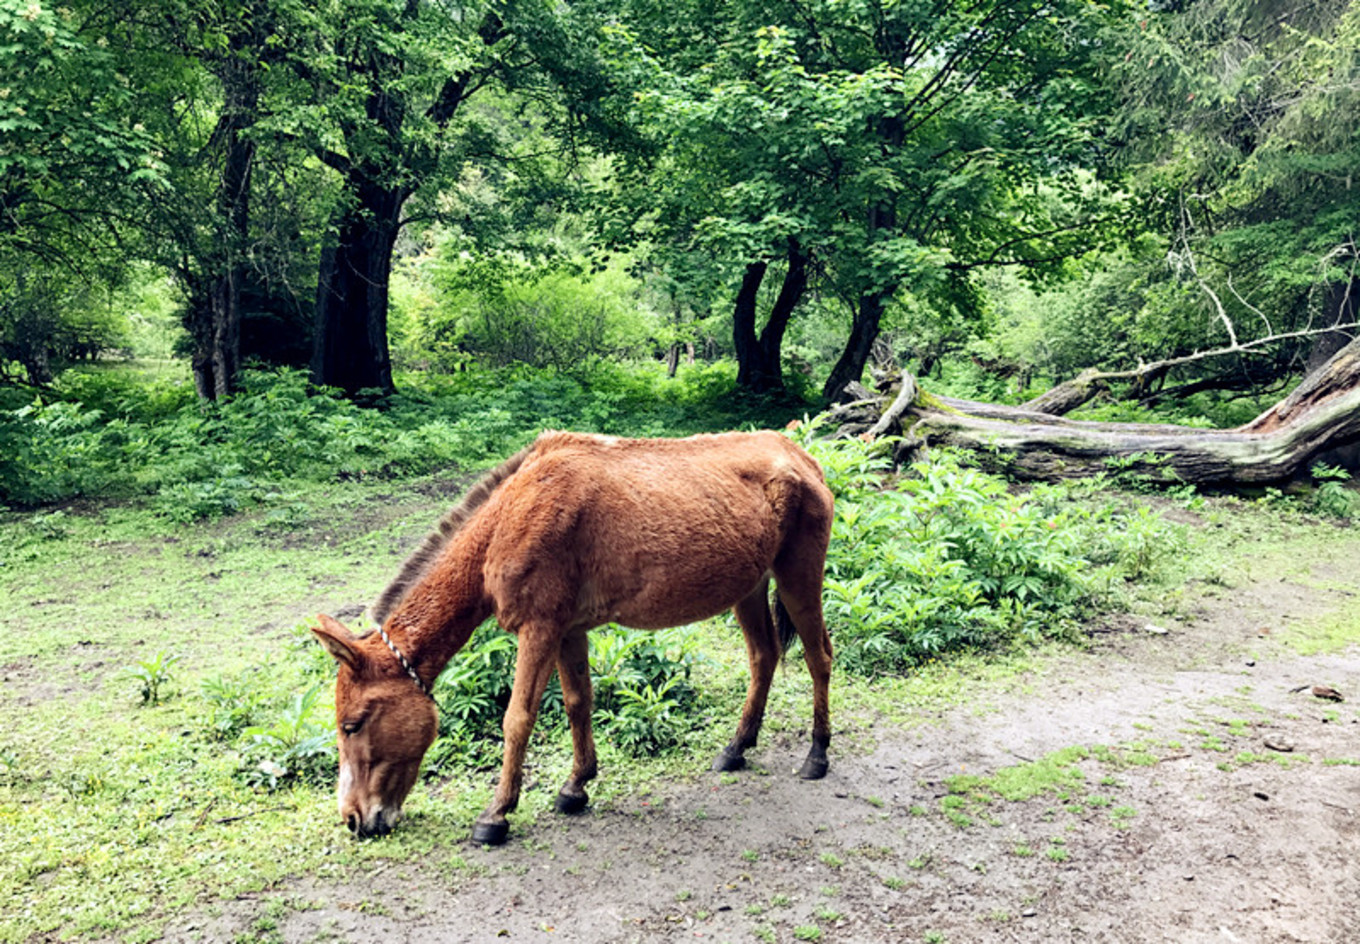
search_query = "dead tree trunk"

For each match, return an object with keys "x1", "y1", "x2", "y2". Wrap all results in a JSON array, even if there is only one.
[
  {"x1": 1022, "y1": 312, "x2": 1360, "y2": 417},
  {"x1": 828, "y1": 337, "x2": 1360, "y2": 485}
]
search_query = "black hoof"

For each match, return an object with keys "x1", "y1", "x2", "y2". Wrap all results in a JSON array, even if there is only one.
[
  {"x1": 555, "y1": 790, "x2": 589, "y2": 815},
  {"x1": 711, "y1": 750, "x2": 747, "y2": 773},
  {"x1": 471, "y1": 820, "x2": 509, "y2": 846},
  {"x1": 798, "y1": 756, "x2": 829, "y2": 780}
]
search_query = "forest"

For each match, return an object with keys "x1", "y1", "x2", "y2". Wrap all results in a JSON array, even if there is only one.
[
  {"x1": 2, "y1": 2, "x2": 1360, "y2": 942},
  {"x1": 2, "y1": 0, "x2": 1358, "y2": 460}
]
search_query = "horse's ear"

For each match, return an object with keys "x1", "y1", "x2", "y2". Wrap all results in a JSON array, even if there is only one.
[{"x1": 313, "y1": 614, "x2": 362, "y2": 670}]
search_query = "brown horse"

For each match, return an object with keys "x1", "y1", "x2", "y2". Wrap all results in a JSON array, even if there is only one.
[{"x1": 312, "y1": 430, "x2": 834, "y2": 845}]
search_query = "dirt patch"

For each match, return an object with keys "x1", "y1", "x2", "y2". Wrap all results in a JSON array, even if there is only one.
[{"x1": 150, "y1": 532, "x2": 1360, "y2": 944}]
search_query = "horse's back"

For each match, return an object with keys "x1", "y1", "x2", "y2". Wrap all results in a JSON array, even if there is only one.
[{"x1": 481, "y1": 431, "x2": 831, "y2": 630}]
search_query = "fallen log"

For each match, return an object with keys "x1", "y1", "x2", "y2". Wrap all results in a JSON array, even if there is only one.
[
  {"x1": 832, "y1": 337, "x2": 1360, "y2": 485},
  {"x1": 1023, "y1": 321, "x2": 1360, "y2": 417}
]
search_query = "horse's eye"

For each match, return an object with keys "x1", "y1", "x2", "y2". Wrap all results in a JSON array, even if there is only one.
[{"x1": 342, "y1": 720, "x2": 363, "y2": 736}]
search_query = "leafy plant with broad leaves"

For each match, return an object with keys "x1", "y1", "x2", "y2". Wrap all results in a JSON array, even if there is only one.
[
  {"x1": 794, "y1": 430, "x2": 1181, "y2": 674},
  {"x1": 241, "y1": 684, "x2": 336, "y2": 790},
  {"x1": 127, "y1": 650, "x2": 180, "y2": 706},
  {"x1": 424, "y1": 623, "x2": 705, "y2": 773}
]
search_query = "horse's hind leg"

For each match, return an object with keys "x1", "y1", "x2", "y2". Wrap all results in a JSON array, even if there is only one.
[
  {"x1": 473, "y1": 628, "x2": 558, "y2": 845},
  {"x1": 775, "y1": 564, "x2": 833, "y2": 780},
  {"x1": 712, "y1": 579, "x2": 780, "y2": 773},
  {"x1": 554, "y1": 627, "x2": 597, "y2": 814}
]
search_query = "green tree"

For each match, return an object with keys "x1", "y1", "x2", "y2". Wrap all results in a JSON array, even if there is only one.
[
  {"x1": 1108, "y1": 0, "x2": 1360, "y2": 389},
  {"x1": 270, "y1": 0, "x2": 599, "y2": 396},
  {"x1": 600, "y1": 0, "x2": 1129, "y2": 398},
  {"x1": 0, "y1": 0, "x2": 164, "y2": 380}
]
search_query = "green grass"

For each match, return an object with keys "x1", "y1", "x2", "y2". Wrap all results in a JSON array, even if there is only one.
[
  {"x1": 945, "y1": 746, "x2": 1089, "y2": 803},
  {"x1": 1284, "y1": 598, "x2": 1360, "y2": 655},
  {"x1": 5, "y1": 361, "x2": 1360, "y2": 942}
]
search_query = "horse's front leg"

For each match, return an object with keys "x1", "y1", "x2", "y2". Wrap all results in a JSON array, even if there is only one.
[
  {"x1": 712, "y1": 582, "x2": 779, "y2": 773},
  {"x1": 554, "y1": 628, "x2": 597, "y2": 814},
  {"x1": 472, "y1": 630, "x2": 558, "y2": 846}
]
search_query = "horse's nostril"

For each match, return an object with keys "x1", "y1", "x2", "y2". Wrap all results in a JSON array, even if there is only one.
[{"x1": 346, "y1": 812, "x2": 359, "y2": 834}]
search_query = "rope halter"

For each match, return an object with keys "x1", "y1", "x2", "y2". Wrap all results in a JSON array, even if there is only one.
[{"x1": 378, "y1": 623, "x2": 435, "y2": 702}]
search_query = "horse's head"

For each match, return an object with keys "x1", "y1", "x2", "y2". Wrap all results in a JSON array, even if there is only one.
[{"x1": 312, "y1": 614, "x2": 437, "y2": 838}]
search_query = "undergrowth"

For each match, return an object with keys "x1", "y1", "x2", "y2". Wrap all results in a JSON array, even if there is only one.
[
  {"x1": 0, "y1": 361, "x2": 800, "y2": 511},
  {"x1": 797, "y1": 434, "x2": 1187, "y2": 674}
]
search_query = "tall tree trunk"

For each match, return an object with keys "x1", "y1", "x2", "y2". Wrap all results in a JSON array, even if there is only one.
[
  {"x1": 823, "y1": 290, "x2": 888, "y2": 402},
  {"x1": 824, "y1": 156, "x2": 899, "y2": 402},
  {"x1": 733, "y1": 261, "x2": 772, "y2": 390},
  {"x1": 189, "y1": 35, "x2": 259, "y2": 400},
  {"x1": 759, "y1": 240, "x2": 807, "y2": 370},
  {"x1": 1304, "y1": 278, "x2": 1359, "y2": 375},
  {"x1": 733, "y1": 241, "x2": 809, "y2": 394},
  {"x1": 311, "y1": 179, "x2": 404, "y2": 396}
]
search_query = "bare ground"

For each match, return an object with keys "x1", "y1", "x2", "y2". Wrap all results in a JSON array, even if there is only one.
[{"x1": 151, "y1": 530, "x2": 1360, "y2": 944}]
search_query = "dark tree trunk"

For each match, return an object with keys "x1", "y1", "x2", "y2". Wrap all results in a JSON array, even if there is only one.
[
  {"x1": 188, "y1": 31, "x2": 260, "y2": 400},
  {"x1": 732, "y1": 242, "x2": 809, "y2": 394},
  {"x1": 824, "y1": 174, "x2": 898, "y2": 402},
  {"x1": 823, "y1": 290, "x2": 888, "y2": 402},
  {"x1": 1304, "y1": 278, "x2": 1359, "y2": 375},
  {"x1": 311, "y1": 179, "x2": 405, "y2": 396},
  {"x1": 733, "y1": 262, "x2": 773, "y2": 390}
]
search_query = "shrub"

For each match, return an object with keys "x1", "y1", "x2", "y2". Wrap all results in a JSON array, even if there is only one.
[
  {"x1": 1, "y1": 360, "x2": 804, "y2": 510},
  {"x1": 241, "y1": 684, "x2": 336, "y2": 790},
  {"x1": 126, "y1": 650, "x2": 181, "y2": 706},
  {"x1": 418, "y1": 250, "x2": 660, "y2": 373},
  {"x1": 796, "y1": 434, "x2": 1128, "y2": 674},
  {"x1": 200, "y1": 670, "x2": 267, "y2": 741},
  {"x1": 424, "y1": 623, "x2": 705, "y2": 774},
  {"x1": 1311, "y1": 464, "x2": 1360, "y2": 520}
]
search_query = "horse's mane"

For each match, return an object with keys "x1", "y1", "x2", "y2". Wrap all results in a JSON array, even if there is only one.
[{"x1": 369, "y1": 445, "x2": 533, "y2": 625}]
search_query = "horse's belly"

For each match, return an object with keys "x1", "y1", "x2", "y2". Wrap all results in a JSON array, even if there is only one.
[{"x1": 592, "y1": 555, "x2": 771, "y2": 630}]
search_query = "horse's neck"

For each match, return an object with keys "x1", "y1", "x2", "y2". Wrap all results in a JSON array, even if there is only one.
[{"x1": 387, "y1": 524, "x2": 493, "y2": 681}]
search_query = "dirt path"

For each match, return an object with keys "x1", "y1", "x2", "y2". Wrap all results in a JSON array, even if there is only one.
[{"x1": 161, "y1": 537, "x2": 1360, "y2": 944}]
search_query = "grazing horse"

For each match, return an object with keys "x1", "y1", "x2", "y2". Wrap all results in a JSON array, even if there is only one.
[{"x1": 312, "y1": 430, "x2": 834, "y2": 845}]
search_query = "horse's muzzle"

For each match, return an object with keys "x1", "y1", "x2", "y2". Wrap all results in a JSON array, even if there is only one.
[{"x1": 346, "y1": 806, "x2": 398, "y2": 838}]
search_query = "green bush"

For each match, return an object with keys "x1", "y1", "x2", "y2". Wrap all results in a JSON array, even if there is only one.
[
  {"x1": 241, "y1": 684, "x2": 337, "y2": 790},
  {"x1": 797, "y1": 434, "x2": 1185, "y2": 675},
  {"x1": 125, "y1": 650, "x2": 181, "y2": 706},
  {"x1": 1, "y1": 360, "x2": 805, "y2": 511},
  {"x1": 417, "y1": 250, "x2": 660, "y2": 372},
  {"x1": 200, "y1": 670, "x2": 268, "y2": 741},
  {"x1": 424, "y1": 623, "x2": 705, "y2": 774},
  {"x1": 1310, "y1": 464, "x2": 1360, "y2": 520}
]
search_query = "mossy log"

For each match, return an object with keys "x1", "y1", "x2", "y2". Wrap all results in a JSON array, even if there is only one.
[{"x1": 830, "y1": 338, "x2": 1360, "y2": 484}]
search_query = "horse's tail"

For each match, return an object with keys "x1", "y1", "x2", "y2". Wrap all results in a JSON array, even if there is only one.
[{"x1": 775, "y1": 593, "x2": 799, "y2": 658}]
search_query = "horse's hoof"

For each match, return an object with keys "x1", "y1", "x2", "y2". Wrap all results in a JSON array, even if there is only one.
[
  {"x1": 797, "y1": 756, "x2": 829, "y2": 780},
  {"x1": 711, "y1": 750, "x2": 746, "y2": 773},
  {"x1": 555, "y1": 790, "x2": 589, "y2": 815},
  {"x1": 471, "y1": 820, "x2": 509, "y2": 845}
]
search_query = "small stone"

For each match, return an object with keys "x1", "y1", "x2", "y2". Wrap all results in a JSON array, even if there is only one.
[
  {"x1": 1022, "y1": 908, "x2": 1037, "y2": 918},
  {"x1": 1263, "y1": 736, "x2": 1294, "y2": 753},
  {"x1": 1144, "y1": 624, "x2": 1169, "y2": 635}
]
